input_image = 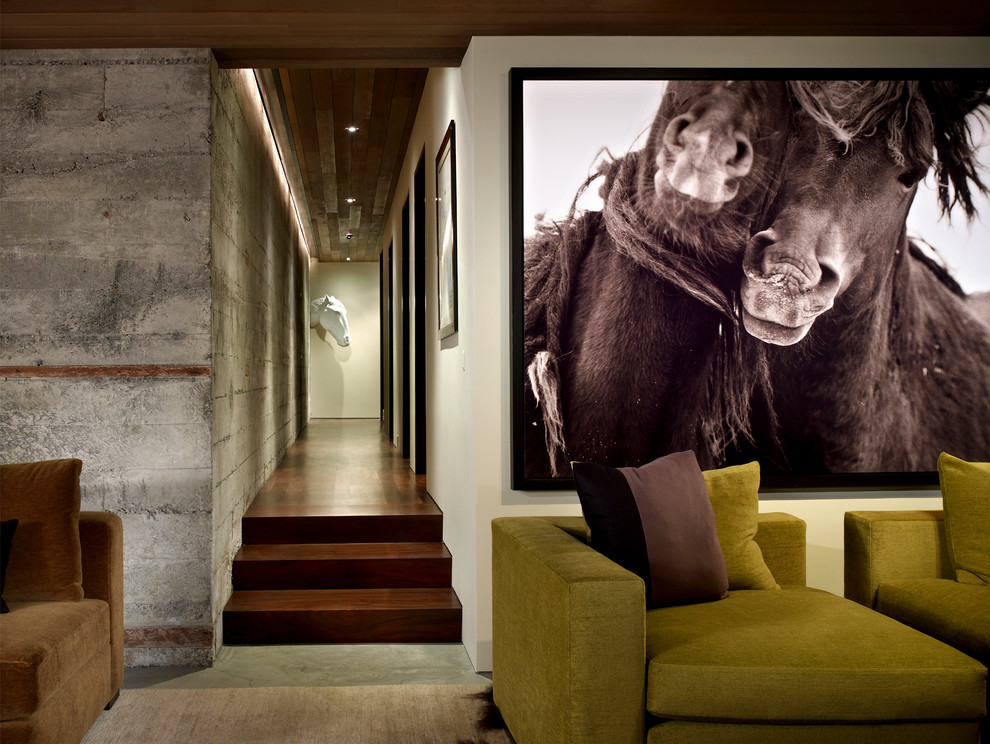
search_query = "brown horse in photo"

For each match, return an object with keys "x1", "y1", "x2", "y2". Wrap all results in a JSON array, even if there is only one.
[
  {"x1": 523, "y1": 80, "x2": 791, "y2": 478},
  {"x1": 740, "y1": 80, "x2": 990, "y2": 473}
]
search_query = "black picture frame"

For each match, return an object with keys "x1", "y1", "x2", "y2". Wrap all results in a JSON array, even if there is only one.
[
  {"x1": 436, "y1": 120, "x2": 458, "y2": 340},
  {"x1": 510, "y1": 67, "x2": 990, "y2": 491}
]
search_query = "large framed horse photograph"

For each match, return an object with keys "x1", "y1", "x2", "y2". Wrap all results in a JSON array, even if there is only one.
[{"x1": 510, "y1": 69, "x2": 990, "y2": 491}]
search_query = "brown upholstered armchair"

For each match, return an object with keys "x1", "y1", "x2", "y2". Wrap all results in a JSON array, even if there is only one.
[{"x1": 1, "y1": 458, "x2": 124, "y2": 744}]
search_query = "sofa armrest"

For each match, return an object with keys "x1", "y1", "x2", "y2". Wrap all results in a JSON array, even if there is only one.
[
  {"x1": 754, "y1": 512, "x2": 807, "y2": 587},
  {"x1": 844, "y1": 510, "x2": 951, "y2": 608},
  {"x1": 492, "y1": 517, "x2": 645, "y2": 744},
  {"x1": 79, "y1": 512, "x2": 124, "y2": 696}
]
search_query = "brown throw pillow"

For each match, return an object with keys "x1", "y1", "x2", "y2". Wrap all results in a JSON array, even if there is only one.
[
  {"x1": 573, "y1": 450, "x2": 729, "y2": 609},
  {"x1": 0, "y1": 458, "x2": 84, "y2": 602}
]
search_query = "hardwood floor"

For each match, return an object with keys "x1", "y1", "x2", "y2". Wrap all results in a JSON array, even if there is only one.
[
  {"x1": 223, "y1": 419, "x2": 461, "y2": 644},
  {"x1": 245, "y1": 418, "x2": 433, "y2": 509}
]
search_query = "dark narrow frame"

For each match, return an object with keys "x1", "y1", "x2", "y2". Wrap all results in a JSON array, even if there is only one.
[
  {"x1": 414, "y1": 152, "x2": 428, "y2": 474},
  {"x1": 436, "y1": 120, "x2": 459, "y2": 340},
  {"x1": 402, "y1": 197, "x2": 411, "y2": 459}
]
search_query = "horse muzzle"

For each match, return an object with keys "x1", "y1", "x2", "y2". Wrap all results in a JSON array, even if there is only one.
[
  {"x1": 739, "y1": 228, "x2": 841, "y2": 346},
  {"x1": 656, "y1": 111, "x2": 753, "y2": 207}
]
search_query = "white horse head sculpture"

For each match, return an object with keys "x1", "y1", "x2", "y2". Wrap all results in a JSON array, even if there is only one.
[{"x1": 309, "y1": 294, "x2": 351, "y2": 347}]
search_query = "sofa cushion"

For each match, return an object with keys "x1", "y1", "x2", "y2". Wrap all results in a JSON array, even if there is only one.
[
  {"x1": 0, "y1": 459, "x2": 84, "y2": 602},
  {"x1": 645, "y1": 587, "x2": 986, "y2": 723},
  {"x1": 573, "y1": 451, "x2": 728, "y2": 608},
  {"x1": 0, "y1": 599, "x2": 110, "y2": 720},
  {"x1": 938, "y1": 453, "x2": 990, "y2": 585},
  {"x1": 646, "y1": 720, "x2": 981, "y2": 743},
  {"x1": 702, "y1": 461, "x2": 779, "y2": 590},
  {"x1": 876, "y1": 578, "x2": 990, "y2": 665}
]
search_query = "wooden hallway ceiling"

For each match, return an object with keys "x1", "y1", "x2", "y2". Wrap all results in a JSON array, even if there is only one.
[
  {"x1": 4, "y1": 2, "x2": 988, "y2": 263},
  {"x1": 276, "y1": 68, "x2": 427, "y2": 262}
]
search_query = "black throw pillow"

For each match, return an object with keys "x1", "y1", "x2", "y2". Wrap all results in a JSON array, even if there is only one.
[
  {"x1": 572, "y1": 451, "x2": 728, "y2": 609},
  {"x1": 1, "y1": 518, "x2": 18, "y2": 614}
]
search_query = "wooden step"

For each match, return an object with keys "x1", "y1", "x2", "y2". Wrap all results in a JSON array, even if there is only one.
[
  {"x1": 232, "y1": 542, "x2": 452, "y2": 590},
  {"x1": 222, "y1": 588, "x2": 462, "y2": 644},
  {"x1": 241, "y1": 507, "x2": 443, "y2": 545}
]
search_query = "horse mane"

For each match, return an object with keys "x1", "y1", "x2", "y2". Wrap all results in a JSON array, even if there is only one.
[
  {"x1": 789, "y1": 79, "x2": 990, "y2": 218},
  {"x1": 523, "y1": 170, "x2": 605, "y2": 474},
  {"x1": 920, "y1": 80, "x2": 990, "y2": 219},
  {"x1": 525, "y1": 149, "x2": 775, "y2": 468},
  {"x1": 907, "y1": 238, "x2": 966, "y2": 298},
  {"x1": 604, "y1": 151, "x2": 779, "y2": 460}
]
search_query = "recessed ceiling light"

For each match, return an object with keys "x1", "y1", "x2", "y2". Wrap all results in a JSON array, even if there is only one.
[
  {"x1": 345, "y1": 197, "x2": 356, "y2": 203},
  {"x1": 346, "y1": 126, "x2": 359, "y2": 133}
]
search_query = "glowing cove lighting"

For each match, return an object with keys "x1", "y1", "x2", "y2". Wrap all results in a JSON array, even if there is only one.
[{"x1": 249, "y1": 68, "x2": 311, "y2": 260}]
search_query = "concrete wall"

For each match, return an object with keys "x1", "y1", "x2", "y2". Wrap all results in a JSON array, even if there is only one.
[
  {"x1": 0, "y1": 48, "x2": 215, "y2": 665},
  {"x1": 379, "y1": 36, "x2": 990, "y2": 672},
  {"x1": 209, "y1": 65, "x2": 310, "y2": 652},
  {"x1": 309, "y1": 261, "x2": 381, "y2": 419},
  {"x1": 1, "y1": 52, "x2": 310, "y2": 665}
]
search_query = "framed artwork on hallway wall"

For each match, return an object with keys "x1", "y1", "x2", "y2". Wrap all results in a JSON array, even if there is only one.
[
  {"x1": 509, "y1": 67, "x2": 990, "y2": 491},
  {"x1": 436, "y1": 119, "x2": 458, "y2": 340}
]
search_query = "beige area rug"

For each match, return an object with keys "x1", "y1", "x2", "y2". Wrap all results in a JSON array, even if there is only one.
[{"x1": 82, "y1": 684, "x2": 513, "y2": 744}]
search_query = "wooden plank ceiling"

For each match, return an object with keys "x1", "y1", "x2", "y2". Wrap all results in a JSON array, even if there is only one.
[
  {"x1": 4, "y1": 2, "x2": 987, "y2": 262},
  {"x1": 277, "y1": 68, "x2": 426, "y2": 262}
]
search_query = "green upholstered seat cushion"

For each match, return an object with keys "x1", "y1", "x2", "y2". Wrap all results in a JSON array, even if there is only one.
[
  {"x1": 702, "y1": 461, "x2": 778, "y2": 591},
  {"x1": 938, "y1": 453, "x2": 990, "y2": 585},
  {"x1": 645, "y1": 720, "x2": 982, "y2": 743},
  {"x1": 875, "y1": 578, "x2": 990, "y2": 665},
  {"x1": 646, "y1": 720, "x2": 980, "y2": 744},
  {"x1": 645, "y1": 587, "x2": 986, "y2": 723}
]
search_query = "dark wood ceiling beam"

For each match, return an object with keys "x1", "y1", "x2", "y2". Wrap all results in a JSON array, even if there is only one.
[
  {"x1": 215, "y1": 50, "x2": 465, "y2": 69},
  {"x1": 3, "y1": 5, "x2": 988, "y2": 57},
  {"x1": 3, "y1": 7, "x2": 987, "y2": 31},
  {"x1": 0, "y1": 0, "x2": 976, "y2": 12}
]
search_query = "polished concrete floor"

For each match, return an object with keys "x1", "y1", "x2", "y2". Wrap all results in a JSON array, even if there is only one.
[{"x1": 124, "y1": 644, "x2": 491, "y2": 689}]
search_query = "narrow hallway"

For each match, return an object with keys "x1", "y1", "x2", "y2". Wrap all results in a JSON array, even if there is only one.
[{"x1": 222, "y1": 419, "x2": 461, "y2": 644}]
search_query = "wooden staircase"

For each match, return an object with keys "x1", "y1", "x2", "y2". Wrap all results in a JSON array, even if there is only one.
[{"x1": 222, "y1": 422, "x2": 462, "y2": 644}]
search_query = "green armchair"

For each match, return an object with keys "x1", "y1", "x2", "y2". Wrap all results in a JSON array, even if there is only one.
[{"x1": 846, "y1": 509, "x2": 990, "y2": 740}]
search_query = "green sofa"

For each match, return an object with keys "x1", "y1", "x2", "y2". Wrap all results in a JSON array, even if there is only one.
[
  {"x1": 492, "y1": 513, "x2": 987, "y2": 744},
  {"x1": 846, "y1": 509, "x2": 990, "y2": 742}
]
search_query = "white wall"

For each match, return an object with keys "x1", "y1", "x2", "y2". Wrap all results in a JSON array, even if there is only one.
[
  {"x1": 381, "y1": 35, "x2": 990, "y2": 672},
  {"x1": 309, "y1": 261, "x2": 381, "y2": 418},
  {"x1": 379, "y1": 66, "x2": 476, "y2": 631}
]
